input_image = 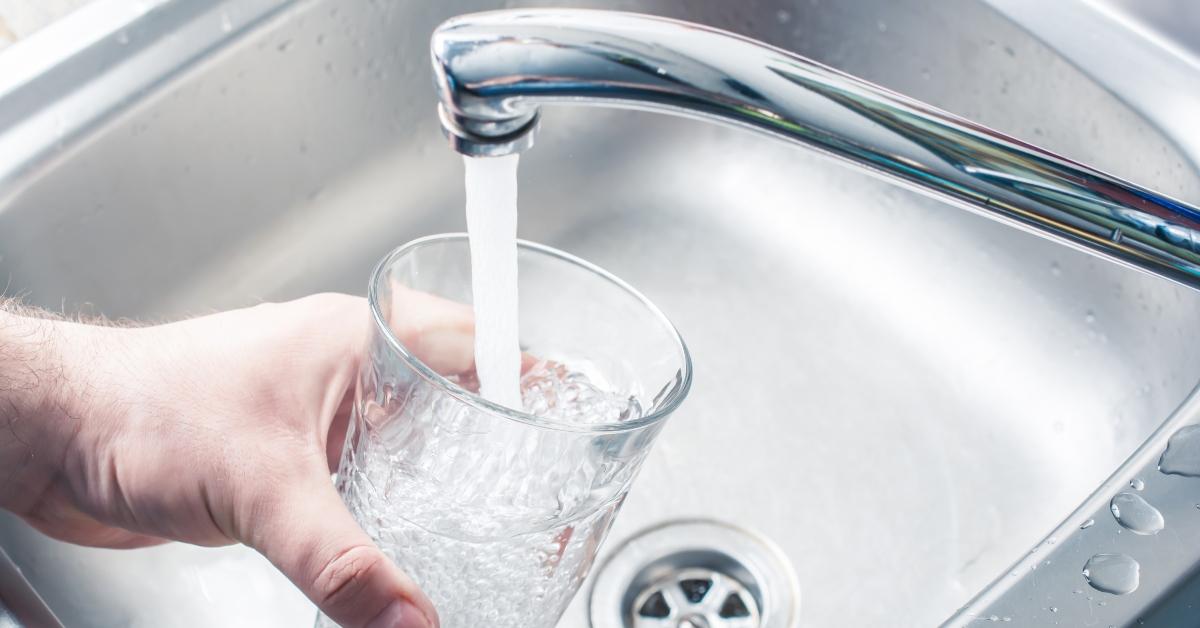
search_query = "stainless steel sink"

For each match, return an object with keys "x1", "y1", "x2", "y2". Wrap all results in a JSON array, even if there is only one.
[{"x1": 2, "y1": 1, "x2": 1200, "y2": 626}]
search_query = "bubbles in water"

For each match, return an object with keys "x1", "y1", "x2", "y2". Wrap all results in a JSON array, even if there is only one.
[
  {"x1": 1080, "y1": 519, "x2": 1095, "y2": 529},
  {"x1": 1159, "y1": 425, "x2": 1200, "y2": 477},
  {"x1": 520, "y1": 362, "x2": 642, "y2": 424},
  {"x1": 1050, "y1": 607, "x2": 1058, "y2": 613},
  {"x1": 1130, "y1": 478, "x2": 1145, "y2": 491},
  {"x1": 326, "y1": 359, "x2": 641, "y2": 628},
  {"x1": 1109, "y1": 492, "x2": 1164, "y2": 535},
  {"x1": 1083, "y1": 554, "x2": 1140, "y2": 595}
]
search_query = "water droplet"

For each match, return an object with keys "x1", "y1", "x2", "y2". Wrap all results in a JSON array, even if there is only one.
[
  {"x1": 920, "y1": 68, "x2": 931, "y2": 80},
  {"x1": 1084, "y1": 554, "x2": 1140, "y2": 595},
  {"x1": 316, "y1": 33, "x2": 325, "y2": 45},
  {"x1": 1159, "y1": 425, "x2": 1200, "y2": 477},
  {"x1": 277, "y1": 39, "x2": 293, "y2": 52},
  {"x1": 1050, "y1": 607, "x2": 1059, "y2": 613},
  {"x1": 776, "y1": 9, "x2": 791, "y2": 23},
  {"x1": 1085, "y1": 310, "x2": 1096, "y2": 324},
  {"x1": 1081, "y1": 518, "x2": 1095, "y2": 529},
  {"x1": 876, "y1": 20, "x2": 888, "y2": 32},
  {"x1": 116, "y1": 30, "x2": 130, "y2": 45},
  {"x1": 1050, "y1": 261, "x2": 1062, "y2": 277},
  {"x1": 1130, "y1": 478, "x2": 1145, "y2": 491},
  {"x1": 1110, "y1": 492, "x2": 1164, "y2": 535},
  {"x1": 220, "y1": 12, "x2": 232, "y2": 32}
]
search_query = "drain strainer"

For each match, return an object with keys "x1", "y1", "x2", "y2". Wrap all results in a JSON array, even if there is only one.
[
  {"x1": 631, "y1": 567, "x2": 760, "y2": 627},
  {"x1": 589, "y1": 520, "x2": 799, "y2": 628}
]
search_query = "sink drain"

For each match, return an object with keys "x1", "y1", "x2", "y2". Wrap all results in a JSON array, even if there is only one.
[
  {"x1": 589, "y1": 520, "x2": 799, "y2": 628},
  {"x1": 630, "y1": 567, "x2": 760, "y2": 627}
]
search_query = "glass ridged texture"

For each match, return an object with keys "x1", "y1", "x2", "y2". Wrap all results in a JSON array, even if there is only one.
[{"x1": 317, "y1": 234, "x2": 691, "y2": 628}]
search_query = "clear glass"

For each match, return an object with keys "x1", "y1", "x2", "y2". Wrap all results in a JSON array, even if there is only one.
[{"x1": 316, "y1": 234, "x2": 691, "y2": 628}]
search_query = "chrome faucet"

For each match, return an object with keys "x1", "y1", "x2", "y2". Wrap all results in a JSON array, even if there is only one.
[{"x1": 432, "y1": 9, "x2": 1200, "y2": 289}]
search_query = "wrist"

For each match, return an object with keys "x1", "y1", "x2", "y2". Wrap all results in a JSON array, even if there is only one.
[{"x1": 0, "y1": 312, "x2": 108, "y2": 513}]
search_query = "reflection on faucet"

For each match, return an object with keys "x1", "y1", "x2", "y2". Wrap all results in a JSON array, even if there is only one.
[{"x1": 430, "y1": 9, "x2": 1200, "y2": 289}]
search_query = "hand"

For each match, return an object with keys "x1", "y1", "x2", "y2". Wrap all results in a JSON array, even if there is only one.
[{"x1": 0, "y1": 294, "x2": 440, "y2": 628}]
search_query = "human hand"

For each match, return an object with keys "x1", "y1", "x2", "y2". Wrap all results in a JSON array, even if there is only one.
[{"x1": 0, "y1": 293, "x2": 445, "y2": 628}]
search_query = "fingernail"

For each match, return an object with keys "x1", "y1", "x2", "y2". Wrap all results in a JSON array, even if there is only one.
[{"x1": 366, "y1": 599, "x2": 430, "y2": 628}]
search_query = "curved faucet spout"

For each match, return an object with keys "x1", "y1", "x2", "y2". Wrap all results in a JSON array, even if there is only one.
[{"x1": 431, "y1": 9, "x2": 1200, "y2": 289}]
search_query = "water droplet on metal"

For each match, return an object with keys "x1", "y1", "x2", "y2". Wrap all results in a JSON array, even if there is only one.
[
  {"x1": 1110, "y1": 492, "x2": 1164, "y2": 535},
  {"x1": 1159, "y1": 425, "x2": 1200, "y2": 477},
  {"x1": 1083, "y1": 554, "x2": 1140, "y2": 595}
]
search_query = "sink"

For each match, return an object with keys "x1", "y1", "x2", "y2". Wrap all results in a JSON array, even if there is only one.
[{"x1": 2, "y1": 0, "x2": 1200, "y2": 626}]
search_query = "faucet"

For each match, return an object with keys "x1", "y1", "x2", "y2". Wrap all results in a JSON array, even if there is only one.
[{"x1": 431, "y1": 9, "x2": 1200, "y2": 289}]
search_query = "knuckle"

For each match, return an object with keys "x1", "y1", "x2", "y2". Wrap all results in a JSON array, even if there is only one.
[{"x1": 313, "y1": 544, "x2": 386, "y2": 609}]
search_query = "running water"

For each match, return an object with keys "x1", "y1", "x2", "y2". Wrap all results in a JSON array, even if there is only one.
[
  {"x1": 463, "y1": 154, "x2": 523, "y2": 408},
  {"x1": 319, "y1": 155, "x2": 650, "y2": 628}
]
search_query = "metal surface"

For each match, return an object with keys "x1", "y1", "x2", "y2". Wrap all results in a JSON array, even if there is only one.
[
  {"x1": 631, "y1": 568, "x2": 760, "y2": 628},
  {"x1": 985, "y1": 0, "x2": 1200, "y2": 180},
  {"x1": 2, "y1": 0, "x2": 1200, "y2": 627},
  {"x1": 589, "y1": 520, "x2": 793, "y2": 628},
  {"x1": 0, "y1": 548, "x2": 62, "y2": 628},
  {"x1": 944, "y1": 393, "x2": 1200, "y2": 626},
  {"x1": 431, "y1": 10, "x2": 1200, "y2": 291}
]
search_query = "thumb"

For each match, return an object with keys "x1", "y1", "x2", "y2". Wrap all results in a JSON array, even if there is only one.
[{"x1": 245, "y1": 470, "x2": 438, "y2": 628}]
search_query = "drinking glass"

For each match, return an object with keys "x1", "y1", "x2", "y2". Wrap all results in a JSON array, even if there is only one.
[{"x1": 317, "y1": 234, "x2": 691, "y2": 628}]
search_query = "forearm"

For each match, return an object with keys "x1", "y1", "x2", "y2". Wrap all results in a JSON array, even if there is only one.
[{"x1": 0, "y1": 305, "x2": 94, "y2": 513}]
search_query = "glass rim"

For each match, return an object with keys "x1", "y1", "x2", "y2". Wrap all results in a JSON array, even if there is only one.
[{"x1": 367, "y1": 232, "x2": 693, "y2": 434}]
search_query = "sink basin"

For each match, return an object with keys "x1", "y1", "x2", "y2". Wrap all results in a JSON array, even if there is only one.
[{"x1": 2, "y1": 0, "x2": 1199, "y2": 626}]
